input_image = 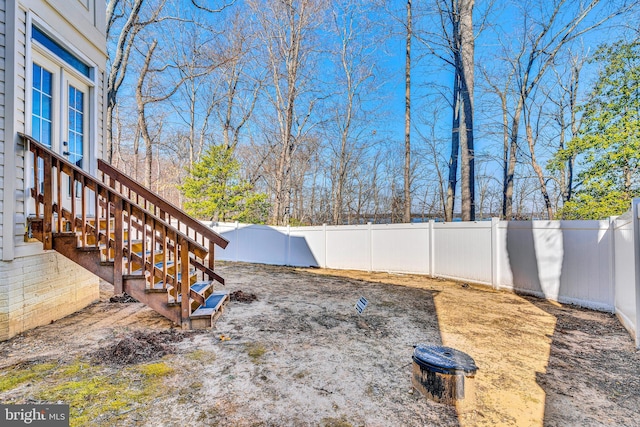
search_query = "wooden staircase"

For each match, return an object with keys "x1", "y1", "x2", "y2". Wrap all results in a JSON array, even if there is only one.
[{"x1": 21, "y1": 133, "x2": 230, "y2": 329}]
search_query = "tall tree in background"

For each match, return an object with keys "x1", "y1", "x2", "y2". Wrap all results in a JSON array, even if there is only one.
[
  {"x1": 554, "y1": 41, "x2": 640, "y2": 219},
  {"x1": 500, "y1": 0, "x2": 634, "y2": 219},
  {"x1": 549, "y1": 53, "x2": 586, "y2": 206},
  {"x1": 135, "y1": 36, "x2": 199, "y2": 188},
  {"x1": 456, "y1": 0, "x2": 475, "y2": 221},
  {"x1": 328, "y1": 0, "x2": 377, "y2": 225},
  {"x1": 169, "y1": 13, "x2": 219, "y2": 172},
  {"x1": 215, "y1": 13, "x2": 262, "y2": 153},
  {"x1": 420, "y1": 0, "x2": 476, "y2": 221},
  {"x1": 441, "y1": 0, "x2": 475, "y2": 221},
  {"x1": 106, "y1": 0, "x2": 145, "y2": 164},
  {"x1": 403, "y1": 0, "x2": 412, "y2": 223},
  {"x1": 251, "y1": 0, "x2": 323, "y2": 225}
]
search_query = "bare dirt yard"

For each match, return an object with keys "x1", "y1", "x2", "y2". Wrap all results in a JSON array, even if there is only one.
[{"x1": 1, "y1": 262, "x2": 639, "y2": 426}]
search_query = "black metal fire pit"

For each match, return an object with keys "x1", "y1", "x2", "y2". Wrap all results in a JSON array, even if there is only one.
[{"x1": 411, "y1": 344, "x2": 478, "y2": 407}]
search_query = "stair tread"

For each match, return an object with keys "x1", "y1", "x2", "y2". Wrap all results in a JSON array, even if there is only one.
[
  {"x1": 191, "y1": 281, "x2": 213, "y2": 294},
  {"x1": 165, "y1": 280, "x2": 213, "y2": 304},
  {"x1": 191, "y1": 291, "x2": 228, "y2": 318},
  {"x1": 130, "y1": 262, "x2": 183, "y2": 277}
]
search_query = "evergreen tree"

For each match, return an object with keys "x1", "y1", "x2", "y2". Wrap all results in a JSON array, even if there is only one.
[
  {"x1": 553, "y1": 41, "x2": 640, "y2": 219},
  {"x1": 180, "y1": 145, "x2": 269, "y2": 223}
]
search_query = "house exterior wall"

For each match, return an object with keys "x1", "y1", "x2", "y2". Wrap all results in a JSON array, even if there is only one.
[
  {"x1": 0, "y1": 0, "x2": 106, "y2": 340},
  {"x1": 0, "y1": 0, "x2": 6, "y2": 261},
  {"x1": 0, "y1": 251, "x2": 99, "y2": 341}
]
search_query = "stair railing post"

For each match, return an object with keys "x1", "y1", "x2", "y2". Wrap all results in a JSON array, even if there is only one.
[
  {"x1": 113, "y1": 197, "x2": 124, "y2": 294},
  {"x1": 180, "y1": 237, "x2": 191, "y2": 328},
  {"x1": 208, "y1": 240, "x2": 215, "y2": 278},
  {"x1": 56, "y1": 159, "x2": 62, "y2": 233},
  {"x1": 42, "y1": 153, "x2": 53, "y2": 250}
]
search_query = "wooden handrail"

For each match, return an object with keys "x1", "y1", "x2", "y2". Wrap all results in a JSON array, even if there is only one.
[
  {"x1": 98, "y1": 159, "x2": 229, "y2": 249},
  {"x1": 21, "y1": 133, "x2": 223, "y2": 326},
  {"x1": 22, "y1": 134, "x2": 207, "y2": 256}
]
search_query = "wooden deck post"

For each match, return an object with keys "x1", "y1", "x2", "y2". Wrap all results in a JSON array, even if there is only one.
[
  {"x1": 180, "y1": 237, "x2": 191, "y2": 328},
  {"x1": 113, "y1": 198, "x2": 124, "y2": 294},
  {"x1": 42, "y1": 154, "x2": 53, "y2": 250}
]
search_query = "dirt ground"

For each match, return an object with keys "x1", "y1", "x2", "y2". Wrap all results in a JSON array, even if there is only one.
[{"x1": 1, "y1": 262, "x2": 639, "y2": 426}]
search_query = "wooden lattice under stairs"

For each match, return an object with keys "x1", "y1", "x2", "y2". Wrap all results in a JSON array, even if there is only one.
[{"x1": 21, "y1": 133, "x2": 230, "y2": 329}]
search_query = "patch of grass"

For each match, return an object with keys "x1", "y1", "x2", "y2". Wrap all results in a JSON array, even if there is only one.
[
  {"x1": 0, "y1": 361, "x2": 58, "y2": 392},
  {"x1": 246, "y1": 343, "x2": 267, "y2": 363},
  {"x1": 57, "y1": 360, "x2": 88, "y2": 377},
  {"x1": 35, "y1": 360, "x2": 176, "y2": 427},
  {"x1": 187, "y1": 349, "x2": 216, "y2": 362},
  {"x1": 136, "y1": 361, "x2": 174, "y2": 377}
]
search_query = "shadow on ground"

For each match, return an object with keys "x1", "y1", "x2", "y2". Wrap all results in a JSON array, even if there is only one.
[{"x1": 525, "y1": 297, "x2": 640, "y2": 427}]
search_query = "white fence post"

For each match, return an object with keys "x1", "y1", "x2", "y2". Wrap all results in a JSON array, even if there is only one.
[
  {"x1": 609, "y1": 216, "x2": 616, "y2": 313},
  {"x1": 491, "y1": 217, "x2": 499, "y2": 289},
  {"x1": 234, "y1": 221, "x2": 239, "y2": 262},
  {"x1": 323, "y1": 223, "x2": 327, "y2": 268},
  {"x1": 634, "y1": 200, "x2": 640, "y2": 348},
  {"x1": 367, "y1": 222, "x2": 372, "y2": 272},
  {"x1": 286, "y1": 224, "x2": 291, "y2": 266},
  {"x1": 429, "y1": 220, "x2": 435, "y2": 278}
]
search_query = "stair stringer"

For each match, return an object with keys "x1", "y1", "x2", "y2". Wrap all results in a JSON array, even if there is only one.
[
  {"x1": 53, "y1": 233, "x2": 183, "y2": 326},
  {"x1": 123, "y1": 276, "x2": 183, "y2": 326},
  {"x1": 52, "y1": 234, "x2": 114, "y2": 283}
]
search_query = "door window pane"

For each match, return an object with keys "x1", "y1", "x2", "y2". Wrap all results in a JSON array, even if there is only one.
[
  {"x1": 32, "y1": 63, "x2": 53, "y2": 148},
  {"x1": 68, "y1": 85, "x2": 84, "y2": 168}
]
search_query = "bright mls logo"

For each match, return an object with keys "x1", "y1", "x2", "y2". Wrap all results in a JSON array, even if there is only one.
[{"x1": 1, "y1": 404, "x2": 69, "y2": 426}]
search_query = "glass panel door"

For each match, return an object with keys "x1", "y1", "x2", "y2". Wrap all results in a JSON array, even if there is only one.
[
  {"x1": 68, "y1": 85, "x2": 84, "y2": 169},
  {"x1": 32, "y1": 62, "x2": 54, "y2": 193},
  {"x1": 63, "y1": 75, "x2": 88, "y2": 205},
  {"x1": 32, "y1": 63, "x2": 53, "y2": 148}
]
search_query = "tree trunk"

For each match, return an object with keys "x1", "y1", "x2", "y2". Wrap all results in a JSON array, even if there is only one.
[
  {"x1": 504, "y1": 99, "x2": 523, "y2": 219},
  {"x1": 136, "y1": 40, "x2": 157, "y2": 188},
  {"x1": 526, "y1": 123, "x2": 553, "y2": 219},
  {"x1": 105, "y1": 0, "x2": 144, "y2": 163},
  {"x1": 445, "y1": 70, "x2": 461, "y2": 222},
  {"x1": 403, "y1": 0, "x2": 412, "y2": 224},
  {"x1": 458, "y1": 0, "x2": 475, "y2": 221}
]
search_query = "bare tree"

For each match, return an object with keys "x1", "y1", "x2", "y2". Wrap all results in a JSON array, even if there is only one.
[
  {"x1": 456, "y1": 0, "x2": 475, "y2": 221},
  {"x1": 549, "y1": 53, "x2": 586, "y2": 204},
  {"x1": 250, "y1": 0, "x2": 325, "y2": 225},
  {"x1": 215, "y1": 14, "x2": 263, "y2": 152},
  {"x1": 524, "y1": 100, "x2": 554, "y2": 219},
  {"x1": 167, "y1": 17, "x2": 219, "y2": 171},
  {"x1": 403, "y1": 0, "x2": 412, "y2": 223},
  {"x1": 106, "y1": 0, "x2": 145, "y2": 163},
  {"x1": 416, "y1": 0, "x2": 477, "y2": 221},
  {"x1": 135, "y1": 40, "x2": 194, "y2": 187},
  {"x1": 499, "y1": 0, "x2": 635, "y2": 219},
  {"x1": 415, "y1": 106, "x2": 448, "y2": 218},
  {"x1": 325, "y1": 1, "x2": 378, "y2": 225}
]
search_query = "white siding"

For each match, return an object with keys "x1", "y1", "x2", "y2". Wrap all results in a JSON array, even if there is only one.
[
  {"x1": 12, "y1": 7, "x2": 27, "y2": 251},
  {"x1": 0, "y1": 0, "x2": 107, "y2": 340},
  {"x1": 0, "y1": 0, "x2": 5, "y2": 260}
]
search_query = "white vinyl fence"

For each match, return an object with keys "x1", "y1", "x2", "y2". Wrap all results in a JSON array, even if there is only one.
[{"x1": 207, "y1": 200, "x2": 640, "y2": 348}]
